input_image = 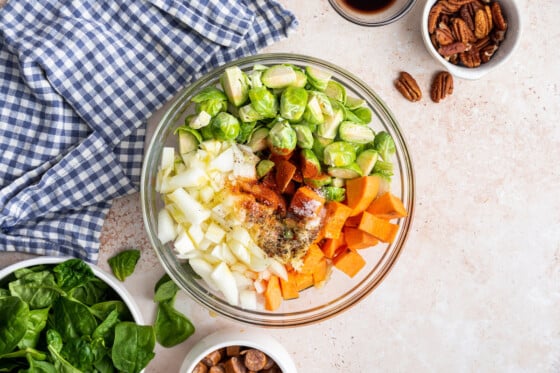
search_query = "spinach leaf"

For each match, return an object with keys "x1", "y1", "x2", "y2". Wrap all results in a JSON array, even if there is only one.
[
  {"x1": 8, "y1": 271, "x2": 60, "y2": 309},
  {"x1": 93, "y1": 308, "x2": 120, "y2": 346},
  {"x1": 51, "y1": 297, "x2": 98, "y2": 340},
  {"x1": 47, "y1": 344, "x2": 82, "y2": 373},
  {"x1": 53, "y1": 259, "x2": 95, "y2": 292},
  {"x1": 17, "y1": 307, "x2": 49, "y2": 349},
  {"x1": 90, "y1": 300, "x2": 132, "y2": 321},
  {"x1": 70, "y1": 277, "x2": 109, "y2": 306},
  {"x1": 21, "y1": 357, "x2": 56, "y2": 373},
  {"x1": 0, "y1": 296, "x2": 29, "y2": 354},
  {"x1": 154, "y1": 300, "x2": 195, "y2": 347},
  {"x1": 153, "y1": 275, "x2": 179, "y2": 303},
  {"x1": 112, "y1": 322, "x2": 155, "y2": 373},
  {"x1": 46, "y1": 329, "x2": 63, "y2": 353},
  {"x1": 60, "y1": 337, "x2": 96, "y2": 371},
  {"x1": 108, "y1": 249, "x2": 141, "y2": 282},
  {"x1": 0, "y1": 288, "x2": 9, "y2": 298}
]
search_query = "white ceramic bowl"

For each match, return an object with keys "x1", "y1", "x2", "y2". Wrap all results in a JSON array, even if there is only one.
[
  {"x1": 421, "y1": 0, "x2": 522, "y2": 80},
  {"x1": 180, "y1": 329, "x2": 297, "y2": 373}
]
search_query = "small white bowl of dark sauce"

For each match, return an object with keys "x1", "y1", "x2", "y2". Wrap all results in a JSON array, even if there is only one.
[{"x1": 328, "y1": 0, "x2": 417, "y2": 26}]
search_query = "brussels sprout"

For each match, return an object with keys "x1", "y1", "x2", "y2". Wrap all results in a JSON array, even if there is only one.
[
  {"x1": 236, "y1": 121, "x2": 257, "y2": 143},
  {"x1": 324, "y1": 80, "x2": 347, "y2": 103},
  {"x1": 221, "y1": 66, "x2": 249, "y2": 107},
  {"x1": 175, "y1": 127, "x2": 202, "y2": 154},
  {"x1": 267, "y1": 121, "x2": 297, "y2": 156},
  {"x1": 292, "y1": 69, "x2": 308, "y2": 88},
  {"x1": 248, "y1": 87, "x2": 278, "y2": 118},
  {"x1": 246, "y1": 69, "x2": 264, "y2": 88},
  {"x1": 322, "y1": 186, "x2": 346, "y2": 202},
  {"x1": 280, "y1": 86, "x2": 308, "y2": 121},
  {"x1": 372, "y1": 159, "x2": 394, "y2": 181},
  {"x1": 345, "y1": 95, "x2": 365, "y2": 109},
  {"x1": 197, "y1": 99, "x2": 227, "y2": 117},
  {"x1": 186, "y1": 111, "x2": 212, "y2": 129},
  {"x1": 191, "y1": 87, "x2": 228, "y2": 103},
  {"x1": 302, "y1": 94, "x2": 324, "y2": 125},
  {"x1": 373, "y1": 131, "x2": 396, "y2": 161},
  {"x1": 305, "y1": 66, "x2": 331, "y2": 91},
  {"x1": 292, "y1": 124, "x2": 314, "y2": 149},
  {"x1": 314, "y1": 91, "x2": 334, "y2": 116},
  {"x1": 356, "y1": 149, "x2": 379, "y2": 176},
  {"x1": 256, "y1": 159, "x2": 275, "y2": 178},
  {"x1": 238, "y1": 104, "x2": 264, "y2": 122},
  {"x1": 323, "y1": 141, "x2": 357, "y2": 167},
  {"x1": 248, "y1": 127, "x2": 270, "y2": 152},
  {"x1": 317, "y1": 103, "x2": 344, "y2": 139},
  {"x1": 328, "y1": 163, "x2": 363, "y2": 179},
  {"x1": 338, "y1": 121, "x2": 375, "y2": 144},
  {"x1": 261, "y1": 65, "x2": 297, "y2": 88},
  {"x1": 342, "y1": 105, "x2": 365, "y2": 124},
  {"x1": 304, "y1": 174, "x2": 332, "y2": 188},
  {"x1": 352, "y1": 106, "x2": 372, "y2": 124},
  {"x1": 312, "y1": 135, "x2": 333, "y2": 163},
  {"x1": 210, "y1": 112, "x2": 240, "y2": 141},
  {"x1": 300, "y1": 148, "x2": 321, "y2": 177},
  {"x1": 200, "y1": 124, "x2": 214, "y2": 140}
]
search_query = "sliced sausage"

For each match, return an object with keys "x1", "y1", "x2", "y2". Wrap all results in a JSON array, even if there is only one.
[
  {"x1": 226, "y1": 345, "x2": 242, "y2": 357},
  {"x1": 224, "y1": 356, "x2": 247, "y2": 373},
  {"x1": 192, "y1": 361, "x2": 209, "y2": 373},
  {"x1": 209, "y1": 365, "x2": 226, "y2": 373},
  {"x1": 243, "y1": 349, "x2": 267, "y2": 371},
  {"x1": 203, "y1": 349, "x2": 223, "y2": 366}
]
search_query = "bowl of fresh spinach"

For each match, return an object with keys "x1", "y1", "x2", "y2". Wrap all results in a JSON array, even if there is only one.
[{"x1": 0, "y1": 257, "x2": 155, "y2": 373}]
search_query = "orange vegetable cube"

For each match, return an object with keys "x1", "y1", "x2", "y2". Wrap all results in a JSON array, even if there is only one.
[
  {"x1": 366, "y1": 192, "x2": 407, "y2": 220},
  {"x1": 358, "y1": 211, "x2": 399, "y2": 243},
  {"x1": 300, "y1": 244, "x2": 325, "y2": 274},
  {"x1": 264, "y1": 275, "x2": 282, "y2": 311},
  {"x1": 343, "y1": 226, "x2": 379, "y2": 249},
  {"x1": 345, "y1": 175, "x2": 380, "y2": 216},
  {"x1": 294, "y1": 272, "x2": 314, "y2": 291},
  {"x1": 322, "y1": 201, "x2": 353, "y2": 239},
  {"x1": 321, "y1": 232, "x2": 346, "y2": 259},
  {"x1": 333, "y1": 248, "x2": 366, "y2": 278},
  {"x1": 280, "y1": 271, "x2": 300, "y2": 300},
  {"x1": 312, "y1": 258, "x2": 329, "y2": 286},
  {"x1": 289, "y1": 186, "x2": 325, "y2": 217}
]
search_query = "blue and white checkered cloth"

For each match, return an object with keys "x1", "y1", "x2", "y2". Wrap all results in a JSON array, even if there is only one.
[{"x1": 0, "y1": 0, "x2": 297, "y2": 263}]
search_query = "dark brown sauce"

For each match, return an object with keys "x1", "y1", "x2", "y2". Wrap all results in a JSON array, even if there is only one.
[{"x1": 339, "y1": 0, "x2": 397, "y2": 14}]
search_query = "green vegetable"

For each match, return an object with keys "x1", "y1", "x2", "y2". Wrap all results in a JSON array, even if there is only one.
[
  {"x1": 108, "y1": 249, "x2": 141, "y2": 282},
  {"x1": 256, "y1": 159, "x2": 275, "y2": 178},
  {"x1": 192, "y1": 87, "x2": 228, "y2": 117},
  {"x1": 292, "y1": 124, "x2": 314, "y2": 149},
  {"x1": 373, "y1": 131, "x2": 396, "y2": 161},
  {"x1": 312, "y1": 135, "x2": 333, "y2": 163},
  {"x1": 177, "y1": 130, "x2": 200, "y2": 154},
  {"x1": 356, "y1": 149, "x2": 379, "y2": 176},
  {"x1": 248, "y1": 87, "x2": 278, "y2": 118},
  {"x1": 372, "y1": 159, "x2": 394, "y2": 180},
  {"x1": 322, "y1": 186, "x2": 346, "y2": 202},
  {"x1": 236, "y1": 121, "x2": 257, "y2": 144},
  {"x1": 0, "y1": 296, "x2": 29, "y2": 355},
  {"x1": 210, "y1": 112, "x2": 241, "y2": 141},
  {"x1": 305, "y1": 66, "x2": 331, "y2": 91},
  {"x1": 191, "y1": 86, "x2": 228, "y2": 104},
  {"x1": 220, "y1": 66, "x2": 249, "y2": 106},
  {"x1": 247, "y1": 127, "x2": 270, "y2": 152},
  {"x1": 304, "y1": 174, "x2": 332, "y2": 188},
  {"x1": 352, "y1": 106, "x2": 372, "y2": 124},
  {"x1": 267, "y1": 121, "x2": 297, "y2": 156},
  {"x1": 153, "y1": 275, "x2": 195, "y2": 348},
  {"x1": 345, "y1": 95, "x2": 365, "y2": 109},
  {"x1": 324, "y1": 80, "x2": 347, "y2": 103},
  {"x1": 323, "y1": 141, "x2": 357, "y2": 167},
  {"x1": 261, "y1": 65, "x2": 297, "y2": 88},
  {"x1": 338, "y1": 121, "x2": 375, "y2": 144},
  {"x1": 280, "y1": 86, "x2": 308, "y2": 121},
  {"x1": 292, "y1": 68, "x2": 308, "y2": 88},
  {"x1": 302, "y1": 94, "x2": 324, "y2": 125},
  {"x1": 112, "y1": 323, "x2": 156, "y2": 373},
  {"x1": 327, "y1": 163, "x2": 363, "y2": 179},
  {"x1": 317, "y1": 103, "x2": 344, "y2": 139},
  {"x1": 186, "y1": 111, "x2": 212, "y2": 129},
  {"x1": 0, "y1": 260, "x2": 155, "y2": 372}
]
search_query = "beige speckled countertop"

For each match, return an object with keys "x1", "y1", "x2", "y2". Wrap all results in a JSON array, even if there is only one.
[{"x1": 2, "y1": 0, "x2": 560, "y2": 372}]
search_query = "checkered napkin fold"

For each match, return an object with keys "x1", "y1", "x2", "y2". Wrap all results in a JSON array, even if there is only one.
[{"x1": 0, "y1": 0, "x2": 297, "y2": 263}]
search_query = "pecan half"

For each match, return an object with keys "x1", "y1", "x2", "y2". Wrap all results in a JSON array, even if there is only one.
[
  {"x1": 490, "y1": 1, "x2": 508, "y2": 31},
  {"x1": 395, "y1": 72, "x2": 422, "y2": 102},
  {"x1": 438, "y1": 41, "x2": 470, "y2": 57},
  {"x1": 480, "y1": 43, "x2": 498, "y2": 63},
  {"x1": 430, "y1": 71, "x2": 454, "y2": 103},
  {"x1": 474, "y1": 8, "x2": 491, "y2": 39},
  {"x1": 451, "y1": 17, "x2": 477, "y2": 43},
  {"x1": 459, "y1": 47, "x2": 482, "y2": 67},
  {"x1": 428, "y1": 3, "x2": 444, "y2": 33},
  {"x1": 436, "y1": 22, "x2": 456, "y2": 46}
]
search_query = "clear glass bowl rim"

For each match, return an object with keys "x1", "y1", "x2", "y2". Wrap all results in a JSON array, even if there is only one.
[{"x1": 141, "y1": 53, "x2": 415, "y2": 327}]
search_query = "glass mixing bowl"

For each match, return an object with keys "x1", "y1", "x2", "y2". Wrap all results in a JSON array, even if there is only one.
[{"x1": 141, "y1": 53, "x2": 414, "y2": 327}]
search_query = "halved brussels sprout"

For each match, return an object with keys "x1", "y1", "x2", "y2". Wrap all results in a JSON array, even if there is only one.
[
  {"x1": 248, "y1": 127, "x2": 270, "y2": 152},
  {"x1": 356, "y1": 149, "x2": 379, "y2": 176},
  {"x1": 372, "y1": 159, "x2": 394, "y2": 181},
  {"x1": 322, "y1": 186, "x2": 346, "y2": 202},
  {"x1": 312, "y1": 135, "x2": 333, "y2": 163},
  {"x1": 221, "y1": 66, "x2": 249, "y2": 107},
  {"x1": 261, "y1": 65, "x2": 297, "y2": 88},
  {"x1": 317, "y1": 103, "x2": 344, "y2": 139},
  {"x1": 292, "y1": 124, "x2": 314, "y2": 149},
  {"x1": 238, "y1": 104, "x2": 264, "y2": 123},
  {"x1": 302, "y1": 94, "x2": 324, "y2": 125},
  {"x1": 324, "y1": 80, "x2": 347, "y2": 103},
  {"x1": 280, "y1": 86, "x2": 308, "y2": 121},
  {"x1": 352, "y1": 106, "x2": 372, "y2": 124},
  {"x1": 328, "y1": 163, "x2": 363, "y2": 179},
  {"x1": 256, "y1": 159, "x2": 275, "y2": 178},
  {"x1": 305, "y1": 66, "x2": 331, "y2": 91},
  {"x1": 210, "y1": 112, "x2": 240, "y2": 141},
  {"x1": 186, "y1": 111, "x2": 212, "y2": 129},
  {"x1": 345, "y1": 95, "x2": 365, "y2": 109},
  {"x1": 338, "y1": 121, "x2": 375, "y2": 144},
  {"x1": 373, "y1": 131, "x2": 396, "y2": 161},
  {"x1": 248, "y1": 87, "x2": 278, "y2": 118},
  {"x1": 237, "y1": 121, "x2": 258, "y2": 144},
  {"x1": 323, "y1": 141, "x2": 357, "y2": 167},
  {"x1": 292, "y1": 69, "x2": 308, "y2": 88},
  {"x1": 267, "y1": 121, "x2": 297, "y2": 156}
]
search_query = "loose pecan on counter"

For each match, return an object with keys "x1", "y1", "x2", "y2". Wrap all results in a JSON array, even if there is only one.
[
  {"x1": 430, "y1": 71, "x2": 454, "y2": 103},
  {"x1": 394, "y1": 71, "x2": 422, "y2": 102}
]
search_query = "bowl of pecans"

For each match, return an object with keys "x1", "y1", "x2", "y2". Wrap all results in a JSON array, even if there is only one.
[
  {"x1": 180, "y1": 329, "x2": 296, "y2": 373},
  {"x1": 421, "y1": 0, "x2": 521, "y2": 80}
]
